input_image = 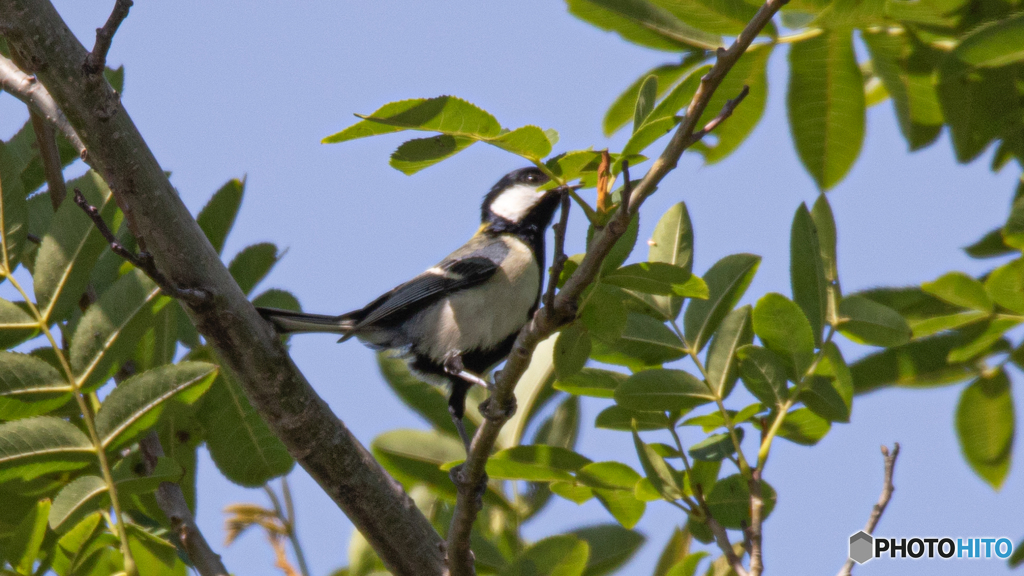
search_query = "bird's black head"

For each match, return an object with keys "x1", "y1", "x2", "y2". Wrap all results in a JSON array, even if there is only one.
[{"x1": 480, "y1": 167, "x2": 560, "y2": 234}]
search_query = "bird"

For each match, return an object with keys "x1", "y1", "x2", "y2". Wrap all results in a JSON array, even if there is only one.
[{"x1": 256, "y1": 167, "x2": 565, "y2": 450}]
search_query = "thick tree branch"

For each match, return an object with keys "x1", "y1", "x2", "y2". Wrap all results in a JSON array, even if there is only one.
[
  {"x1": 0, "y1": 53, "x2": 87, "y2": 159},
  {"x1": 0, "y1": 3, "x2": 446, "y2": 575},
  {"x1": 836, "y1": 443, "x2": 900, "y2": 576},
  {"x1": 444, "y1": 1, "x2": 788, "y2": 573},
  {"x1": 140, "y1": 433, "x2": 230, "y2": 576}
]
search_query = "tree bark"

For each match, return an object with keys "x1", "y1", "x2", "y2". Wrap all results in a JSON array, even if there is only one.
[{"x1": 0, "y1": 3, "x2": 446, "y2": 574}]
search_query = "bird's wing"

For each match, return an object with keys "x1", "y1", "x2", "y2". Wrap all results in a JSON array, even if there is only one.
[{"x1": 354, "y1": 256, "x2": 499, "y2": 329}]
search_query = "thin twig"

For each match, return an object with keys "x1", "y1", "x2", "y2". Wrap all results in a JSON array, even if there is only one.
[
  {"x1": 140, "y1": 433, "x2": 230, "y2": 576},
  {"x1": 83, "y1": 0, "x2": 133, "y2": 74},
  {"x1": 72, "y1": 188, "x2": 209, "y2": 304},
  {"x1": 0, "y1": 54, "x2": 87, "y2": 159},
  {"x1": 444, "y1": 0, "x2": 786, "y2": 571},
  {"x1": 544, "y1": 188, "x2": 571, "y2": 310},
  {"x1": 836, "y1": 443, "x2": 901, "y2": 576},
  {"x1": 683, "y1": 85, "x2": 750, "y2": 148}
]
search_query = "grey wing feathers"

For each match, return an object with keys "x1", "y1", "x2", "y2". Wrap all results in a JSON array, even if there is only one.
[
  {"x1": 355, "y1": 256, "x2": 498, "y2": 328},
  {"x1": 256, "y1": 307, "x2": 353, "y2": 334}
]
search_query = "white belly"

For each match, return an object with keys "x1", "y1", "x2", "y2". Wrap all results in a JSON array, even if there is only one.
[{"x1": 410, "y1": 236, "x2": 539, "y2": 361}]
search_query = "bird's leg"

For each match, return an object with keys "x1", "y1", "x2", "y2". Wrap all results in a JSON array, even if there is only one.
[
  {"x1": 449, "y1": 405, "x2": 472, "y2": 454},
  {"x1": 442, "y1": 350, "x2": 494, "y2": 391}
]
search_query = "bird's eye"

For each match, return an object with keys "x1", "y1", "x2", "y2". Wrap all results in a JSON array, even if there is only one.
[{"x1": 525, "y1": 173, "x2": 538, "y2": 183}]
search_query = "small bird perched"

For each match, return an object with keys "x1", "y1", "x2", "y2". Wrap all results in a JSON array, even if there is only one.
[{"x1": 257, "y1": 167, "x2": 564, "y2": 450}]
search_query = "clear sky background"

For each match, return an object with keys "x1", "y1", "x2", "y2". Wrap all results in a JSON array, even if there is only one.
[{"x1": 3, "y1": 2, "x2": 1023, "y2": 575}]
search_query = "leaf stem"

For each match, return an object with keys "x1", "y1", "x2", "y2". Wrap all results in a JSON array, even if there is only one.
[{"x1": 4, "y1": 272, "x2": 137, "y2": 575}]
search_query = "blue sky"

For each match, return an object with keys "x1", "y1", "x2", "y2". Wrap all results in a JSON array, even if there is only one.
[{"x1": 3, "y1": 1, "x2": 1022, "y2": 575}]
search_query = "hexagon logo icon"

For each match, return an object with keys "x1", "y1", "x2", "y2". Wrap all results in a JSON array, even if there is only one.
[{"x1": 850, "y1": 531, "x2": 874, "y2": 564}]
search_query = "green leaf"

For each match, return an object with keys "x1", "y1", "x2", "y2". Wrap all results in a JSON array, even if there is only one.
[
  {"x1": 615, "y1": 369, "x2": 713, "y2": 412},
  {"x1": 790, "y1": 203, "x2": 828, "y2": 345},
  {"x1": 593, "y1": 488, "x2": 646, "y2": 529},
  {"x1": 0, "y1": 351, "x2": 72, "y2": 421},
  {"x1": 591, "y1": 313, "x2": 687, "y2": 369},
  {"x1": 551, "y1": 481, "x2": 594, "y2": 504},
  {"x1": 688, "y1": 428, "x2": 744, "y2": 461},
  {"x1": 621, "y1": 67, "x2": 707, "y2": 157},
  {"x1": 33, "y1": 171, "x2": 117, "y2": 323},
  {"x1": 663, "y1": 552, "x2": 708, "y2": 576},
  {"x1": 50, "y1": 513, "x2": 102, "y2": 576},
  {"x1": 251, "y1": 288, "x2": 302, "y2": 312},
  {"x1": 705, "y1": 306, "x2": 753, "y2": 399},
  {"x1": 49, "y1": 475, "x2": 107, "y2": 532},
  {"x1": 228, "y1": 243, "x2": 280, "y2": 296},
  {"x1": 577, "y1": 461, "x2": 642, "y2": 490},
  {"x1": 953, "y1": 13, "x2": 1024, "y2": 67},
  {"x1": 695, "y1": 44, "x2": 772, "y2": 164},
  {"x1": 604, "y1": 262, "x2": 703, "y2": 297},
  {"x1": 634, "y1": 75, "x2": 659, "y2": 132},
  {"x1": 596, "y1": 406, "x2": 669, "y2": 431},
  {"x1": 69, "y1": 268, "x2": 163, "y2": 390},
  {"x1": 683, "y1": 254, "x2": 760, "y2": 353},
  {"x1": 388, "y1": 135, "x2": 475, "y2": 175},
  {"x1": 555, "y1": 368, "x2": 626, "y2": 399},
  {"x1": 650, "y1": 0, "x2": 762, "y2": 34},
  {"x1": 956, "y1": 370, "x2": 1014, "y2": 488},
  {"x1": 570, "y1": 525, "x2": 645, "y2": 576},
  {"x1": 737, "y1": 345, "x2": 789, "y2": 407},
  {"x1": 325, "y1": 96, "x2": 502, "y2": 143},
  {"x1": 947, "y1": 317, "x2": 1021, "y2": 363},
  {"x1": 502, "y1": 535, "x2": 589, "y2": 576},
  {"x1": 761, "y1": 408, "x2": 831, "y2": 445},
  {"x1": 589, "y1": 215, "x2": 639, "y2": 273},
  {"x1": 126, "y1": 523, "x2": 186, "y2": 576},
  {"x1": 752, "y1": 293, "x2": 815, "y2": 380},
  {"x1": 94, "y1": 362, "x2": 217, "y2": 450},
  {"x1": 911, "y1": 310, "x2": 990, "y2": 339},
  {"x1": 936, "y1": 55, "x2": 1017, "y2": 162},
  {"x1": 647, "y1": 202, "x2": 695, "y2": 320},
  {"x1": 111, "y1": 454, "x2": 181, "y2": 497},
  {"x1": 652, "y1": 527, "x2": 690, "y2": 576},
  {"x1": 788, "y1": 31, "x2": 866, "y2": 189},
  {"x1": 964, "y1": 228, "x2": 1015, "y2": 259},
  {"x1": 555, "y1": 324, "x2": 592, "y2": 380},
  {"x1": 488, "y1": 126, "x2": 553, "y2": 160},
  {"x1": 801, "y1": 342, "x2": 852, "y2": 422},
  {"x1": 985, "y1": 259, "x2": 1024, "y2": 313},
  {"x1": 862, "y1": 32, "x2": 943, "y2": 150},
  {"x1": 838, "y1": 295, "x2": 911, "y2": 347},
  {"x1": 487, "y1": 445, "x2": 592, "y2": 482},
  {"x1": 604, "y1": 62, "x2": 695, "y2": 135},
  {"x1": 196, "y1": 178, "x2": 244, "y2": 255},
  {"x1": 533, "y1": 395, "x2": 581, "y2": 451},
  {"x1": 632, "y1": 427, "x2": 683, "y2": 500},
  {"x1": 0, "y1": 416, "x2": 94, "y2": 482},
  {"x1": 196, "y1": 370, "x2": 294, "y2": 487},
  {"x1": 376, "y1": 353, "x2": 458, "y2": 435},
  {"x1": 851, "y1": 331, "x2": 983, "y2": 393},
  {"x1": 3, "y1": 498, "x2": 49, "y2": 573},
  {"x1": 580, "y1": 284, "x2": 629, "y2": 339},
  {"x1": 566, "y1": 0, "x2": 722, "y2": 52},
  {"x1": 922, "y1": 272, "x2": 992, "y2": 312},
  {"x1": 705, "y1": 474, "x2": 776, "y2": 528},
  {"x1": 0, "y1": 298, "x2": 37, "y2": 350},
  {"x1": 0, "y1": 143, "x2": 27, "y2": 275}
]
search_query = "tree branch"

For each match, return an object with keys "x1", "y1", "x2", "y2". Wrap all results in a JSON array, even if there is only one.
[
  {"x1": 444, "y1": 1, "x2": 788, "y2": 573},
  {"x1": 0, "y1": 53, "x2": 87, "y2": 159},
  {"x1": 140, "y1": 433, "x2": 230, "y2": 576},
  {"x1": 836, "y1": 443, "x2": 900, "y2": 576},
  {"x1": 82, "y1": 0, "x2": 132, "y2": 74},
  {"x1": 543, "y1": 188, "x2": 571, "y2": 310},
  {"x1": 0, "y1": 3, "x2": 446, "y2": 575}
]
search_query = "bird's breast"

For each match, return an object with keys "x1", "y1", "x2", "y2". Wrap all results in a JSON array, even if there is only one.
[{"x1": 414, "y1": 235, "x2": 540, "y2": 362}]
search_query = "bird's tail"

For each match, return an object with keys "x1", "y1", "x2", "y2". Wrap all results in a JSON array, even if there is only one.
[{"x1": 256, "y1": 307, "x2": 355, "y2": 337}]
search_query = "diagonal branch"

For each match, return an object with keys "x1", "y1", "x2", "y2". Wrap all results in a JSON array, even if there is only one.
[
  {"x1": 0, "y1": 3, "x2": 447, "y2": 575},
  {"x1": 444, "y1": 1, "x2": 788, "y2": 573},
  {"x1": 0, "y1": 54, "x2": 87, "y2": 159},
  {"x1": 836, "y1": 443, "x2": 900, "y2": 576},
  {"x1": 140, "y1": 433, "x2": 230, "y2": 576}
]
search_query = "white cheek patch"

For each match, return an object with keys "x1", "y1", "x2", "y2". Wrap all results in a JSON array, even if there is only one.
[{"x1": 489, "y1": 184, "x2": 542, "y2": 222}]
